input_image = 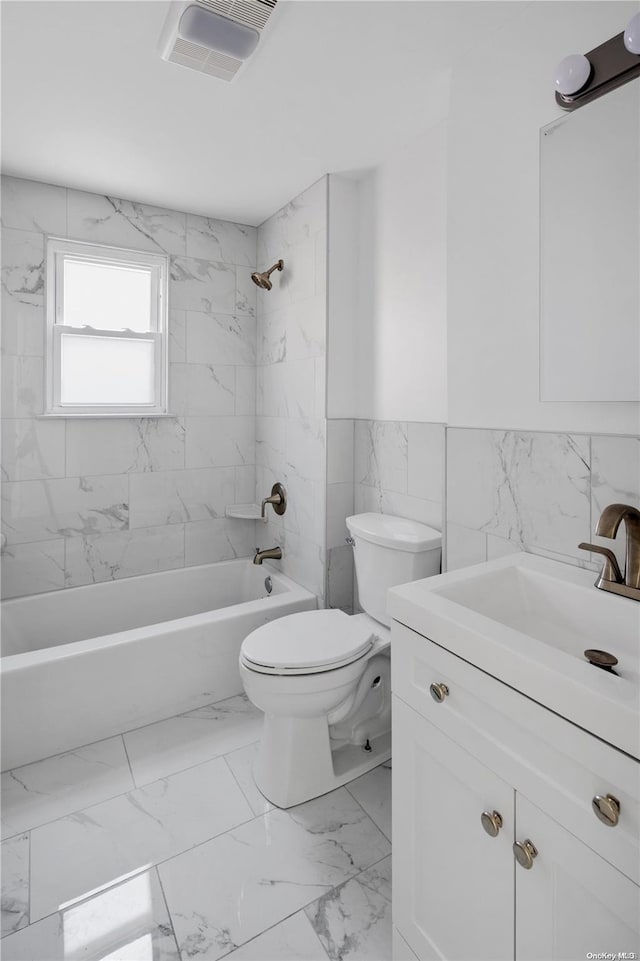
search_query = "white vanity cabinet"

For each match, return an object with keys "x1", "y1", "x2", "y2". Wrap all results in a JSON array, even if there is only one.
[{"x1": 391, "y1": 621, "x2": 640, "y2": 961}]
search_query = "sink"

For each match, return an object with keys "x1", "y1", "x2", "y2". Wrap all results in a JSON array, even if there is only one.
[
  {"x1": 436, "y1": 560, "x2": 639, "y2": 671},
  {"x1": 388, "y1": 552, "x2": 640, "y2": 759}
]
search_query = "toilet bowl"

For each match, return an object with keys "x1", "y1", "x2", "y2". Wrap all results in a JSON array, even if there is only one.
[{"x1": 240, "y1": 512, "x2": 441, "y2": 808}]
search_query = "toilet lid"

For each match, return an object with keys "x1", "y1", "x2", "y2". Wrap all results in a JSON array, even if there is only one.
[{"x1": 241, "y1": 609, "x2": 374, "y2": 674}]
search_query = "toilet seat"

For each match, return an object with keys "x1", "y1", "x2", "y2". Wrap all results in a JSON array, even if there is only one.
[{"x1": 241, "y1": 609, "x2": 374, "y2": 676}]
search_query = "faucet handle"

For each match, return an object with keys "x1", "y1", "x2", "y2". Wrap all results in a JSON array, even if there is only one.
[
  {"x1": 578, "y1": 543, "x2": 623, "y2": 584},
  {"x1": 260, "y1": 482, "x2": 287, "y2": 518}
]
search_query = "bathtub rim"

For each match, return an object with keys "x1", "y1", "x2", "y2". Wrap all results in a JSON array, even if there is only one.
[{"x1": 1, "y1": 561, "x2": 316, "y2": 673}]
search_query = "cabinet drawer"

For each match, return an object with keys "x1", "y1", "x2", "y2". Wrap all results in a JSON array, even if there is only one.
[{"x1": 391, "y1": 620, "x2": 640, "y2": 885}]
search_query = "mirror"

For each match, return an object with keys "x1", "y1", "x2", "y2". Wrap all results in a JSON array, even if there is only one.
[{"x1": 540, "y1": 82, "x2": 640, "y2": 402}]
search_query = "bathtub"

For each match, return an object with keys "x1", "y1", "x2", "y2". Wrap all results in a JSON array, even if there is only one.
[{"x1": 1, "y1": 560, "x2": 316, "y2": 771}]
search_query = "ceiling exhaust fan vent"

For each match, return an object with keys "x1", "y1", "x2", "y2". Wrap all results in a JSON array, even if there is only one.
[
  {"x1": 160, "y1": 0, "x2": 278, "y2": 82},
  {"x1": 198, "y1": 0, "x2": 276, "y2": 31}
]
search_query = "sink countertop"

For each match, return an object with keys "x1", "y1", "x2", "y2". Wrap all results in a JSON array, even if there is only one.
[{"x1": 388, "y1": 552, "x2": 640, "y2": 761}]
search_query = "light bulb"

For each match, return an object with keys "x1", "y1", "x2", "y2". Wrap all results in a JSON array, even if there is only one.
[
  {"x1": 553, "y1": 54, "x2": 591, "y2": 96},
  {"x1": 623, "y1": 12, "x2": 640, "y2": 55}
]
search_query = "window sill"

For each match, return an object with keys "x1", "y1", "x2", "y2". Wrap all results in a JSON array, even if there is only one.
[{"x1": 37, "y1": 412, "x2": 177, "y2": 420}]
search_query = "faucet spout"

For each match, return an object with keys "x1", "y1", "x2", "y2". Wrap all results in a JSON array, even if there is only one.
[
  {"x1": 581, "y1": 502, "x2": 640, "y2": 600},
  {"x1": 595, "y1": 503, "x2": 640, "y2": 592},
  {"x1": 253, "y1": 546, "x2": 282, "y2": 566}
]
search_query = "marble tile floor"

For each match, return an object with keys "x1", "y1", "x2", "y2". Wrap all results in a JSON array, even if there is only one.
[{"x1": 1, "y1": 693, "x2": 392, "y2": 961}]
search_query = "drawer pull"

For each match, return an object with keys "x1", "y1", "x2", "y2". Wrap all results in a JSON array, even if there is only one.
[
  {"x1": 513, "y1": 839, "x2": 538, "y2": 869},
  {"x1": 592, "y1": 794, "x2": 620, "y2": 827},
  {"x1": 429, "y1": 682, "x2": 450, "y2": 703},
  {"x1": 480, "y1": 810, "x2": 503, "y2": 837}
]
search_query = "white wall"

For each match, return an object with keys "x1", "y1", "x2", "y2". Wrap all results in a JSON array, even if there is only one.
[
  {"x1": 347, "y1": 121, "x2": 448, "y2": 424},
  {"x1": 327, "y1": 176, "x2": 359, "y2": 419},
  {"x1": 447, "y1": 0, "x2": 640, "y2": 434}
]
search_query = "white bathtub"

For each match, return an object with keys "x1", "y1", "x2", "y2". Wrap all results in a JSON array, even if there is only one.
[{"x1": 0, "y1": 560, "x2": 316, "y2": 771}]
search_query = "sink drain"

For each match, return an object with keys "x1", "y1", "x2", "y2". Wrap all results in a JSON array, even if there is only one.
[{"x1": 584, "y1": 649, "x2": 618, "y2": 673}]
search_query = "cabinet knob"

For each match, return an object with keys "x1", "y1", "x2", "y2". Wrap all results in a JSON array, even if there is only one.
[
  {"x1": 480, "y1": 810, "x2": 503, "y2": 837},
  {"x1": 592, "y1": 794, "x2": 620, "y2": 827},
  {"x1": 513, "y1": 839, "x2": 538, "y2": 870},
  {"x1": 429, "y1": 682, "x2": 450, "y2": 703}
]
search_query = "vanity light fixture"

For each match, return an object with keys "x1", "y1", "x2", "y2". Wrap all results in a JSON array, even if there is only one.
[{"x1": 554, "y1": 18, "x2": 640, "y2": 110}]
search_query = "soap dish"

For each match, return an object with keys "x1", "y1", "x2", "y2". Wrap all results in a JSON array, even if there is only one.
[{"x1": 225, "y1": 504, "x2": 267, "y2": 522}]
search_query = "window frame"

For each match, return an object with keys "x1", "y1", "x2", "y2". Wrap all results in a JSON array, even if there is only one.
[{"x1": 44, "y1": 237, "x2": 169, "y2": 417}]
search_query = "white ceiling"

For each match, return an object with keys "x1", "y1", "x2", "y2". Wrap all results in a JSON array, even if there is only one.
[{"x1": 1, "y1": 0, "x2": 516, "y2": 226}]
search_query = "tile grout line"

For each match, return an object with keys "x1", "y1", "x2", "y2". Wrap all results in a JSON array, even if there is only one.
[
  {"x1": 2, "y1": 737, "x2": 263, "y2": 846},
  {"x1": 2, "y1": 690, "x2": 252, "y2": 775},
  {"x1": 221, "y1": 749, "x2": 266, "y2": 818},
  {"x1": 217, "y1": 903, "x2": 333, "y2": 961},
  {"x1": 185, "y1": 848, "x2": 393, "y2": 961},
  {"x1": 300, "y1": 850, "x2": 393, "y2": 953},
  {"x1": 154, "y1": 864, "x2": 184, "y2": 961},
  {"x1": 281, "y1": 850, "x2": 393, "y2": 957},
  {"x1": 1, "y1": 705, "x2": 262, "y2": 843},
  {"x1": 22, "y1": 802, "x2": 262, "y2": 933},
  {"x1": 27, "y1": 828, "x2": 31, "y2": 930},
  {"x1": 344, "y1": 768, "x2": 392, "y2": 844},
  {"x1": 24, "y1": 794, "x2": 391, "y2": 950},
  {"x1": 120, "y1": 733, "x2": 136, "y2": 790}
]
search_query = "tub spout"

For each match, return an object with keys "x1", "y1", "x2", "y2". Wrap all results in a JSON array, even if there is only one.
[{"x1": 253, "y1": 546, "x2": 282, "y2": 565}]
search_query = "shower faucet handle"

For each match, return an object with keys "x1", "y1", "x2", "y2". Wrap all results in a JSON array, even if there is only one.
[{"x1": 260, "y1": 482, "x2": 287, "y2": 518}]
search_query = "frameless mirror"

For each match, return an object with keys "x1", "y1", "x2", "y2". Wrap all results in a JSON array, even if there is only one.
[{"x1": 540, "y1": 82, "x2": 640, "y2": 402}]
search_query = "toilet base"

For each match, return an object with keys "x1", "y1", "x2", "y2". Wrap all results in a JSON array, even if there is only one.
[{"x1": 253, "y1": 713, "x2": 391, "y2": 809}]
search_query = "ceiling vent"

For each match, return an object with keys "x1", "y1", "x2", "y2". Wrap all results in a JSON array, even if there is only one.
[{"x1": 159, "y1": 0, "x2": 278, "y2": 82}]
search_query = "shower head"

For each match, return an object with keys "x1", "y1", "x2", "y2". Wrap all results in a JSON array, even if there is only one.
[{"x1": 251, "y1": 259, "x2": 284, "y2": 290}]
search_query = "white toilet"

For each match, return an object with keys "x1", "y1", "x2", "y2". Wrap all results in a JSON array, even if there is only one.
[{"x1": 239, "y1": 512, "x2": 441, "y2": 808}]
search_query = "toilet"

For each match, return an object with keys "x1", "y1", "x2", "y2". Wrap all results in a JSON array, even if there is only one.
[{"x1": 239, "y1": 512, "x2": 442, "y2": 808}]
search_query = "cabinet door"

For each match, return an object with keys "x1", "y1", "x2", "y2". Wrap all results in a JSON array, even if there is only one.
[
  {"x1": 515, "y1": 794, "x2": 640, "y2": 961},
  {"x1": 393, "y1": 696, "x2": 514, "y2": 961}
]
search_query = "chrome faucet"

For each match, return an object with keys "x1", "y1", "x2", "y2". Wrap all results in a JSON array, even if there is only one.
[
  {"x1": 253, "y1": 545, "x2": 282, "y2": 565},
  {"x1": 579, "y1": 502, "x2": 640, "y2": 601}
]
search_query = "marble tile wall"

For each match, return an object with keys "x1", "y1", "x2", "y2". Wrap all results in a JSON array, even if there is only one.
[
  {"x1": 255, "y1": 178, "x2": 328, "y2": 602},
  {"x1": 446, "y1": 428, "x2": 640, "y2": 572},
  {"x1": 326, "y1": 419, "x2": 445, "y2": 612},
  {"x1": 1, "y1": 176, "x2": 259, "y2": 598},
  {"x1": 354, "y1": 421, "x2": 445, "y2": 530}
]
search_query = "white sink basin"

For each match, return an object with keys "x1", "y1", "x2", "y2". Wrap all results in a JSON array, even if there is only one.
[{"x1": 388, "y1": 553, "x2": 640, "y2": 759}]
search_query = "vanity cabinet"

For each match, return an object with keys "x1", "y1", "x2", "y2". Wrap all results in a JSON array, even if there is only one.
[{"x1": 391, "y1": 621, "x2": 640, "y2": 961}]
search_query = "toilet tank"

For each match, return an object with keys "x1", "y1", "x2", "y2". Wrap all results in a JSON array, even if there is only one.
[{"x1": 346, "y1": 513, "x2": 441, "y2": 627}]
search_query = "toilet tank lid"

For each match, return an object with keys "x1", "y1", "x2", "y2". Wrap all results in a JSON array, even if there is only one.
[{"x1": 345, "y1": 513, "x2": 441, "y2": 553}]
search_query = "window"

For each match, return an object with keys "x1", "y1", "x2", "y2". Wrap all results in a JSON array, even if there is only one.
[{"x1": 45, "y1": 238, "x2": 168, "y2": 416}]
